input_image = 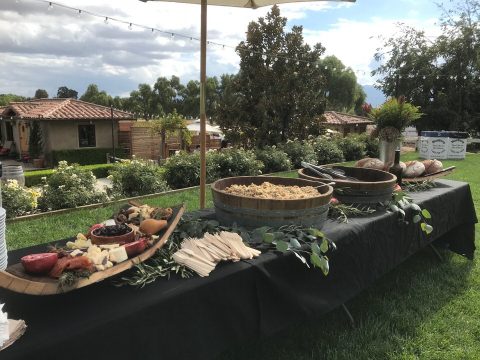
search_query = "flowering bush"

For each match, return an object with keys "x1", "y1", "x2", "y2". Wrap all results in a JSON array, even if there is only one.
[
  {"x1": 38, "y1": 161, "x2": 108, "y2": 211},
  {"x1": 311, "y1": 137, "x2": 345, "y2": 165},
  {"x1": 108, "y1": 158, "x2": 170, "y2": 197},
  {"x1": 1, "y1": 180, "x2": 40, "y2": 218},
  {"x1": 335, "y1": 135, "x2": 366, "y2": 161},
  {"x1": 255, "y1": 146, "x2": 292, "y2": 173},
  {"x1": 163, "y1": 149, "x2": 263, "y2": 189},
  {"x1": 208, "y1": 148, "x2": 263, "y2": 180},
  {"x1": 280, "y1": 140, "x2": 317, "y2": 168}
]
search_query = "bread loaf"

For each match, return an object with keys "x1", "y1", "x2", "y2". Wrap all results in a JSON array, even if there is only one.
[
  {"x1": 402, "y1": 160, "x2": 425, "y2": 178},
  {"x1": 422, "y1": 159, "x2": 443, "y2": 175},
  {"x1": 355, "y1": 158, "x2": 385, "y2": 171}
]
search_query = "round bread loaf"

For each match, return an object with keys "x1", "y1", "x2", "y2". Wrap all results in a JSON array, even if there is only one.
[
  {"x1": 403, "y1": 160, "x2": 425, "y2": 178},
  {"x1": 422, "y1": 159, "x2": 443, "y2": 175},
  {"x1": 355, "y1": 158, "x2": 385, "y2": 171}
]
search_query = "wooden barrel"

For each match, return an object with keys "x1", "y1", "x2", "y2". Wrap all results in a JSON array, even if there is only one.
[
  {"x1": 211, "y1": 176, "x2": 333, "y2": 229},
  {"x1": 298, "y1": 166, "x2": 396, "y2": 204}
]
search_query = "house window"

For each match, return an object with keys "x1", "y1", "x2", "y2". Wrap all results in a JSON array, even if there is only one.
[{"x1": 78, "y1": 124, "x2": 96, "y2": 147}]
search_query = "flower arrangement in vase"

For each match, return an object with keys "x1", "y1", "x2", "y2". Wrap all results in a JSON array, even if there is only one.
[{"x1": 369, "y1": 96, "x2": 422, "y2": 165}]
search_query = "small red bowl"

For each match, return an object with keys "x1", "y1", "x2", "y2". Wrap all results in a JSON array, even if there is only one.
[{"x1": 90, "y1": 227, "x2": 135, "y2": 245}]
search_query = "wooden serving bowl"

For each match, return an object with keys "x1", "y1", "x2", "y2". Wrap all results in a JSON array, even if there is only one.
[
  {"x1": 298, "y1": 166, "x2": 397, "y2": 204},
  {"x1": 90, "y1": 227, "x2": 135, "y2": 245},
  {"x1": 211, "y1": 176, "x2": 333, "y2": 229}
]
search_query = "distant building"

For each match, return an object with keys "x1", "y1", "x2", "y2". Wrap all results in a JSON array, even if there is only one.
[
  {"x1": 321, "y1": 111, "x2": 373, "y2": 137},
  {"x1": 0, "y1": 98, "x2": 134, "y2": 160}
]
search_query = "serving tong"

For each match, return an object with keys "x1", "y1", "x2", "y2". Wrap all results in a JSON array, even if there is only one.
[{"x1": 301, "y1": 162, "x2": 359, "y2": 182}]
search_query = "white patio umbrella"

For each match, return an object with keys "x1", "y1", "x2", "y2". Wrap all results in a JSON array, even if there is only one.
[{"x1": 141, "y1": 0, "x2": 355, "y2": 208}]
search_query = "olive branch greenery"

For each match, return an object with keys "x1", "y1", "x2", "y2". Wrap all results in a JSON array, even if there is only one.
[{"x1": 328, "y1": 203, "x2": 376, "y2": 223}]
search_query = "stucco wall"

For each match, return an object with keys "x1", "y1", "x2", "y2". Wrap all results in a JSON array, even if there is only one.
[{"x1": 44, "y1": 120, "x2": 118, "y2": 151}]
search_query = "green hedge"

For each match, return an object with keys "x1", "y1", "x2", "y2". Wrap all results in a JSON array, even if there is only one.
[
  {"x1": 25, "y1": 164, "x2": 114, "y2": 187},
  {"x1": 51, "y1": 148, "x2": 127, "y2": 166}
]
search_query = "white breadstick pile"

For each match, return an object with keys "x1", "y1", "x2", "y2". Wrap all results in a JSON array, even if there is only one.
[{"x1": 172, "y1": 231, "x2": 261, "y2": 277}]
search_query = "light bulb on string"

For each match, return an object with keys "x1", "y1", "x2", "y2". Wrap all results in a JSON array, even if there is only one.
[
  {"x1": 306, "y1": 63, "x2": 310, "y2": 67},
  {"x1": 463, "y1": 75, "x2": 467, "y2": 80},
  {"x1": 274, "y1": 57, "x2": 278, "y2": 62},
  {"x1": 333, "y1": 67, "x2": 337, "y2": 71},
  {"x1": 262, "y1": 54, "x2": 267, "y2": 60},
  {"x1": 315, "y1": 64, "x2": 319, "y2": 68},
  {"x1": 285, "y1": 59, "x2": 289, "y2": 64},
  {"x1": 422, "y1": 75, "x2": 426, "y2": 80},
  {"x1": 128, "y1": 23, "x2": 133, "y2": 30},
  {"x1": 104, "y1": 17, "x2": 109, "y2": 24},
  {"x1": 77, "y1": 9, "x2": 82, "y2": 18},
  {"x1": 171, "y1": 33, "x2": 174, "y2": 38},
  {"x1": 250, "y1": 52, "x2": 253, "y2": 57},
  {"x1": 324, "y1": 66, "x2": 328, "y2": 70},
  {"x1": 48, "y1": 2, "x2": 53, "y2": 10},
  {"x1": 296, "y1": 61, "x2": 300, "y2": 65}
]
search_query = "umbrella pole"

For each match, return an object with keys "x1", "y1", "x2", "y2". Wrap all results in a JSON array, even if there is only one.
[{"x1": 200, "y1": 0, "x2": 207, "y2": 209}]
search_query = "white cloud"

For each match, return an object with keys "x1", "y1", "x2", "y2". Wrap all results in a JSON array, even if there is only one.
[
  {"x1": 303, "y1": 17, "x2": 441, "y2": 85},
  {"x1": 0, "y1": 0, "x2": 440, "y2": 97}
]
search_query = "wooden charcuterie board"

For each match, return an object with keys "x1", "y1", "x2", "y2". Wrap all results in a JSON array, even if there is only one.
[
  {"x1": 0, "y1": 205, "x2": 185, "y2": 295},
  {"x1": 402, "y1": 167, "x2": 455, "y2": 183}
]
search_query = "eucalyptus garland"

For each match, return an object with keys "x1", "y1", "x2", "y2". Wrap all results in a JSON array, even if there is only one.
[
  {"x1": 117, "y1": 215, "x2": 336, "y2": 287},
  {"x1": 384, "y1": 190, "x2": 433, "y2": 234}
]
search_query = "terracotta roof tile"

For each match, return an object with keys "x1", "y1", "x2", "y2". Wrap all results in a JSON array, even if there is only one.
[
  {"x1": 322, "y1": 111, "x2": 373, "y2": 125},
  {"x1": 2, "y1": 98, "x2": 134, "y2": 120}
]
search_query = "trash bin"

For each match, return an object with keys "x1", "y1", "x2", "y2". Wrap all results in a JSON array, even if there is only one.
[
  {"x1": 447, "y1": 131, "x2": 468, "y2": 159},
  {"x1": 419, "y1": 131, "x2": 449, "y2": 159}
]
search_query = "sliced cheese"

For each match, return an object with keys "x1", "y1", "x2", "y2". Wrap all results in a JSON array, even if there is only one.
[{"x1": 108, "y1": 246, "x2": 128, "y2": 263}]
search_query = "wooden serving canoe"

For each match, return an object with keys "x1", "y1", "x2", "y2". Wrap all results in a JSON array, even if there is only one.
[
  {"x1": 0, "y1": 205, "x2": 185, "y2": 295},
  {"x1": 402, "y1": 166, "x2": 455, "y2": 183}
]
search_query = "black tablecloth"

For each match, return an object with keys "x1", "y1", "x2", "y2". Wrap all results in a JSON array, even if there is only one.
[{"x1": 0, "y1": 180, "x2": 476, "y2": 360}]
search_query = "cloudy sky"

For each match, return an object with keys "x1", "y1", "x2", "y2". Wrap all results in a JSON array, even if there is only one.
[{"x1": 1, "y1": 0, "x2": 443, "y2": 101}]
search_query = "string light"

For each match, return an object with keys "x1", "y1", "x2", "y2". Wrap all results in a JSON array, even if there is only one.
[{"x1": 25, "y1": 0, "x2": 480, "y2": 81}]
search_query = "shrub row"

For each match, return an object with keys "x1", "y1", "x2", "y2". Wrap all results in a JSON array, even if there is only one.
[
  {"x1": 25, "y1": 164, "x2": 114, "y2": 187},
  {"x1": 163, "y1": 149, "x2": 263, "y2": 189},
  {"x1": 51, "y1": 148, "x2": 127, "y2": 166},
  {"x1": 162, "y1": 135, "x2": 378, "y2": 189}
]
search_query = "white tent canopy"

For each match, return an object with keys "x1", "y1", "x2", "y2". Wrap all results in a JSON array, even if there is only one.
[{"x1": 187, "y1": 120, "x2": 223, "y2": 135}]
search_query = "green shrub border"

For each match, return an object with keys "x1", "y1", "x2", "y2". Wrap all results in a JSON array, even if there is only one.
[
  {"x1": 51, "y1": 148, "x2": 127, "y2": 166},
  {"x1": 25, "y1": 164, "x2": 114, "y2": 187}
]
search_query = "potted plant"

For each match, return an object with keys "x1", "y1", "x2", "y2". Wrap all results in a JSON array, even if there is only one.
[
  {"x1": 28, "y1": 121, "x2": 45, "y2": 168},
  {"x1": 369, "y1": 96, "x2": 422, "y2": 164}
]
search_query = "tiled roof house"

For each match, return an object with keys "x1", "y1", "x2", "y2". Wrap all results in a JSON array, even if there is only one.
[
  {"x1": 321, "y1": 111, "x2": 373, "y2": 136},
  {"x1": 0, "y1": 98, "x2": 135, "y2": 160}
]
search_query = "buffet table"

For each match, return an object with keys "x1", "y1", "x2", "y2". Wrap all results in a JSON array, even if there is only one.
[{"x1": 0, "y1": 179, "x2": 477, "y2": 360}]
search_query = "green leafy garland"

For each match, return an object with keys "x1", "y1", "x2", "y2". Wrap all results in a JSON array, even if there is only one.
[{"x1": 117, "y1": 216, "x2": 336, "y2": 287}]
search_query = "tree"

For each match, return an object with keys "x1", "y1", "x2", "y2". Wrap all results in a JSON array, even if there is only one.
[
  {"x1": 319, "y1": 55, "x2": 359, "y2": 112},
  {"x1": 150, "y1": 110, "x2": 192, "y2": 159},
  {"x1": 80, "y1": 84, "x2": 113, "y2": 106},
  {"x1": 34, "y1": 89, "x2": 48, "y2": 99},
  {"x1": 28, "y1": 121, "x2": 43, "y2": 158},
  {"x1": 216, "y1": 5, "x2": 327, "y2": 147},
  {"x1": 373, "y1": 0, "x2": 480, "y2": 134},
  {"x1": 0, "y1": 94, "x2": 26, "y2": 106},
  {"x1": 57, "y1": 86, "x2": 78, "y2": 99}
]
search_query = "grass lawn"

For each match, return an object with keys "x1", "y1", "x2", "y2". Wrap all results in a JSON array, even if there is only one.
[{"x1": 6, "y1": 153, "x2": 480, "y2": 359}]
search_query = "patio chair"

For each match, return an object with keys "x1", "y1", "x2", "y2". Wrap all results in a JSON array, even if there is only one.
[{"x1": 0, "y1": 141, "x2": 12, "y2": 156}]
